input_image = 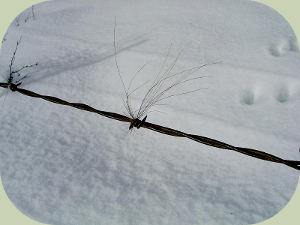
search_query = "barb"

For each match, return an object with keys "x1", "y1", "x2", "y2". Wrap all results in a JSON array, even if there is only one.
[{"x1": 0, "y1": 82, "x2": 299, "y2": 171}]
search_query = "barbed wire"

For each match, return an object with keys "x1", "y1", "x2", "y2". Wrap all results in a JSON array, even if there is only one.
[{"x1": 1, "y1": 82, "x2": 299, "y2": 171}]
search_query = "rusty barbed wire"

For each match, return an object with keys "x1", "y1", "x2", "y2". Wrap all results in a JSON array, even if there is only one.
[{"x1": 1, "y1": 82, "x2": 299, "y2": 171}]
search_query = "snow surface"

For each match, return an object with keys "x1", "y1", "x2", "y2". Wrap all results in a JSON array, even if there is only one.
[{"x1": 0, "y1": 0, "x2": 299, "y2": 224}]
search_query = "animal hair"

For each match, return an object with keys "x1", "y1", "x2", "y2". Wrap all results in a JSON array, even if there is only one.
[{"x1": 113, "y1": 20, "x2": 215, "y2": 124}]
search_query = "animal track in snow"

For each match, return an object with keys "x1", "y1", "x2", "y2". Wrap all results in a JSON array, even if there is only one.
[
  {"x1": 276, "y1": 87, "x2": 290, "y2": 103},
  {"x1": 241, "y1": 90, "x2": 255, "y2": 105},
  {"x1": 241, "y1": 84, "x2": 296, "y2": 105},
  {"x1": 269, "y1": 37, "x2": 299, "y2": 57}
]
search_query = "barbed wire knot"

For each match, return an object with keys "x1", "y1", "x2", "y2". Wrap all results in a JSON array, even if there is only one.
[{"x1": 8, "y1": 82, "x2": 21, "y2": 92}]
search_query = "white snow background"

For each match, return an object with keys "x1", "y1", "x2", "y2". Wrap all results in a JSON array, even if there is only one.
[{"x1": 0, "y1": 0, "x2": 299, "y2": 224}]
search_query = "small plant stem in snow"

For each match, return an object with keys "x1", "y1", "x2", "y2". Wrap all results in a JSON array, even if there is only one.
[{"x1": 8, "y1": 37, "x2": 38, "y2": 86}]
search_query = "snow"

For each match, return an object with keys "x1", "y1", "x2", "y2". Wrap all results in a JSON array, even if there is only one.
[{"x1": 0, "y1": 0, "x2": 299, "y2": 224}]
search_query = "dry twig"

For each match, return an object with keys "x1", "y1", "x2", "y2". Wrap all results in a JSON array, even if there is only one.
[{"x1": 8, "y1": 37, "x2": 38, "y2": 84}]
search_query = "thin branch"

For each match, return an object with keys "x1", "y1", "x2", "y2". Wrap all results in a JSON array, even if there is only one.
[
  {"x1": 8, "y1": 37, "x2": 22, "y2": 83},
  {"x1": 11, "y1": 62, "x2": 38, "y2": 75},
  {"x1": 8, "y1": 38, "x2": 38, "y2": 84},
  {"x1": 32, "y1": 5, "x2": 36, "y2": 20}
]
